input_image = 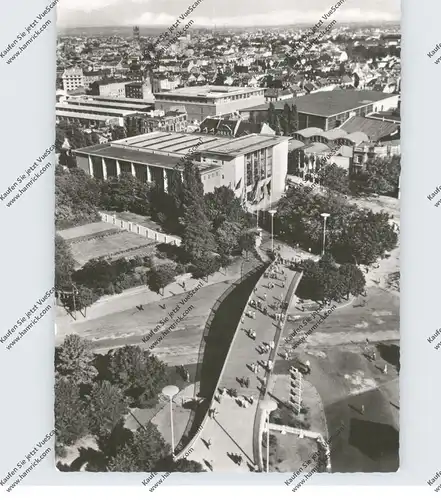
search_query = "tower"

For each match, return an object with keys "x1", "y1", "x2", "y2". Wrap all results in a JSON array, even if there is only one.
[{"x1": 133, "y1": 26, "x2": 140, "y2": 43}]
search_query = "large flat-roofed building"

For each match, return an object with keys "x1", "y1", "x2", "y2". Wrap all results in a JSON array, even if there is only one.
[
  {"x1": 56, "y1": 96, "x2": 154, "y2": 128},
  {"x1": 75, "y1": 131, "x2": 289, "y2": 206},
  {"x1": 62, "y1": 96, "x2": 153, "y2": 113},
  {"x1": 154, "y1": 85, "x2": 266, "y2": 124},
  {"x1": 56, "y1": 103, "x2": 139, "y2": 127},
  {"x1": 240, "y1": 89, "x2": 400, "y2": 131}
]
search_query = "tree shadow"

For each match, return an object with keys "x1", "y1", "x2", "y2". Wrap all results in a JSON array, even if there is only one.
[
  {"x1": 348, "y1": 418, "x2": 399, "y2": 463},
  {"x1": 57, "y1": 446, "x2": 107, "y2": 472},
  {"x1": 376, "y1": 342, "x2": 400, "y2": 371}
]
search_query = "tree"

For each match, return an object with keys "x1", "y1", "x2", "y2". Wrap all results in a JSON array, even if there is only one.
[
  {"x1": 62, "y1": 284, "x2": 96, "y2": 312},
  {"x1": 353, "y1": 72, "x2": 360, "y2": 88},
  {"x1": 55, "y1": 378, "x2": 89, "y2": 447},
  {"x1": 181, "y1": 160, "x2": 205, "y2": 211},
  {"x1": 291, "y1": 104, "x2": 299, "y2": 133},
  {"x1": 338, "y1": 263, "x2": 366, "y2": 298},
  {"x1": 111, "y1": 126, "x2": 127, "y2": 141},
  {"x1": 56, "y1": 167, "x2": 101, "y2": 229},
  {"x1": 192, "y1": 253, "x2": 220, "y2": 280},
  {"x1": 318, "y1": 163, "x2": 350, "y2": 194},
  {"x1": 107, "y1": 346, "x2": 167, "y2": 407},
  {"x1": 55, "y1": 235, "x2": 76, "y2": 289},
  {"x1": 215, "y1": 221, "x2": 242, "y2": 257},
  {"x1": 108, "y1": 423, "x2": 171, "y2": 472},
  {"x1": 56, "y1": 334, "x2": 98, "y2": 385},
  {"x1": 267, "y1": 102, "x2": 278, "y2": 132},
  {"x1": 55, "y1": 127, "x2": 67, "y2": 153},
  {"x1": 351, "y1": 156, "x2": 401, "y2": 197},
  {"x1": 204, "y1": 186, "x2": 247, "y2": 230},
  {"x1": 87, "y1": 381, "x2": 129, "y2": 436},
  {"x1": 238, "y1": 230, "x2": 256, "y2": 257},
  {"x1": 181, "y1": 204, "x2": 217, "y2": 261},
  {"x1": 100, "y1": 173, "x2": 151, "y2": 214},
  {"x1": 148, "y1": 262, "x2": 177, "y2": 295},
  {"x1": 333, "y1": 210, "x2": 398, "y2": 265}
]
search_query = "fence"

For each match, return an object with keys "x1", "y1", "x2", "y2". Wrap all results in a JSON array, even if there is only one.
[{"x1": 100, "y1": 212, "x2": 182, "y2": 246}]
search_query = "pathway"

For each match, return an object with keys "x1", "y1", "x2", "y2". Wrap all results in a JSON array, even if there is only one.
[{"x1": 190, "y1": 260, "x2": 302, "y2": 471}]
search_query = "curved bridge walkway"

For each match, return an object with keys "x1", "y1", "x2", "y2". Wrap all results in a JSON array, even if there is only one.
[{"x1": 189, "y1": 259, "x2": 303, "y2": 471}]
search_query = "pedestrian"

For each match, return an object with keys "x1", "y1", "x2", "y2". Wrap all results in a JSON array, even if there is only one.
[
  {"x1": 252, "y1": 311, "x2": 256, "y2": 319},
  {"x1": 257, "y1": 300, "x2": 262, "y2": 310},
  {"x1": 263, "y1": 293, "x2": 267, "y2": 301},
  {"x1": 360, "y1": 404, "x2": 365, "y2": 415},
  {"x1": 207, "y1": 439, "x2": 212, "y2": 449},
  {"x1": 263, "y1": 306, "x2": 268, "y2": 315},
  {"x1": 249, "y1": 395, "x2": 254, "y2": 404},
  {"x1": 383, "y1": 364, "x2": 388, "y2": 375}
]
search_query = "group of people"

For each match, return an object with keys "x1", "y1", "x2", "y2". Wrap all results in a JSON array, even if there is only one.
[
  {"x1": 238, "y1": 376, "x2": 250, "y2": 388},
  {"x1": 177, "y1": 364, "x2": 190, "y2": 382}
]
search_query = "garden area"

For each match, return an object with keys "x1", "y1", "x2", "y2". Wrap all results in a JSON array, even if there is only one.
[{"x1": 55, "y1": 334, "x2": 204, "y2": 472}]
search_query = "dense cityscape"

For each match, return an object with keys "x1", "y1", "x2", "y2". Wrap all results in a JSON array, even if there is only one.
[{"x1": 54, "y1": 4, "x2": 400, "y2": 478}]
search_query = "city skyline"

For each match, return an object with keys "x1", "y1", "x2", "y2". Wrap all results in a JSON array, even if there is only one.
[{"x1": 57, "y1": 0, "x2": 400, "y2": 28}]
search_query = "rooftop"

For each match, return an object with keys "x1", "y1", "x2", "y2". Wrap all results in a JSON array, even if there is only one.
[
  {"x1": 241, "y1": 89, "x2": 397, "y2": 117},
  {"x1": 75, "y1": 131, "x2": 288, "y2": 163},
  {"x1": 56, "y1": 103, "x2": 137, "y2": 117},
  {"x1": 56, "y1": 110, "x2": 122, "y2": 121},
  {"x1": 154, "y1": 85, "x2": 262, "y2": 98},
  {"x1": 340, "y1": 116, "x2": 400, "y2": 142},
  {"x1": 67, "y1": 98, "x2": 151, "y2": 111}
]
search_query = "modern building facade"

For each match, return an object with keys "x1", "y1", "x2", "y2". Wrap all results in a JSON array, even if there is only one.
[
  {"x1": 154, "y1": 85, "x2": 266, "y2": 124},
  {"x1": 75, "y1": 131, "x2": 289, "y2": 207}
]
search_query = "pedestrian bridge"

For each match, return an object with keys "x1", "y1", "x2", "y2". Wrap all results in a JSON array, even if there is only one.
[{"x1": 176, "y1": 257, "x2": 303, "y2": 471}]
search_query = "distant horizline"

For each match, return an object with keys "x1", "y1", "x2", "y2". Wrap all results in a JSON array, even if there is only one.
[{"x1": 58, "y1": 19, "x2": 400, "y2": 31}]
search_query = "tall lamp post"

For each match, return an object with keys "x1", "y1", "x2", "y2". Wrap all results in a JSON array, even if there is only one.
[
  {"x1": 260, "y1": 399, "x2": 278, "y2": 473},
  {"x1": 162, "y1": 385, "x2": 179, "y2": 457},
  {"x1": 320, "y1": 213, "x2": 330, "y2": 256},
  {"x1": 268, "y1": 209, "x2": 277, "y2": 254}
]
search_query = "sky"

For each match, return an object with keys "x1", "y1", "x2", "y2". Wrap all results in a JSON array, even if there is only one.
[{"x1": 57, "y1": 0, "x2": 400, "y2": 28}]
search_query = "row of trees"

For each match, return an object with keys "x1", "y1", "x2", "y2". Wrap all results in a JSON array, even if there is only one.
[
  {"x1": 56, "y1": 162, "x2": 257, "y2": 299},
  {"x1": 55, "y1": 335, "x2": 203, "y2": 472},
  {"x1": 297, "y1": 254, "x2": 366, "y2": 303},
  {"x1": 56, "y1": 242, "x2": 181, "y2": 310},
  {"x1": 265, "y1": 184, "x2": 398, "y2": 265},
  {"x1": 289, "y1": 154, "x2": 401, "y2": 198},
  {"x1": 267, "y1": 102, "x2": 299, "y2": 136}
]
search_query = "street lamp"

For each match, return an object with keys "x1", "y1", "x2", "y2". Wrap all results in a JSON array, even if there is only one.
[
  {"x1": 162, "y1": 385, "x2": 179, "y2": 457},
  {"x1": 268, "y1": 209, "x2": 277, "y2": 254},
  {"x1": 260, "y1": 398, "x2": 278, "y2": 473},
  {"x1": 320, "y1": 213, "x2": 330, "y2": 256}
]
